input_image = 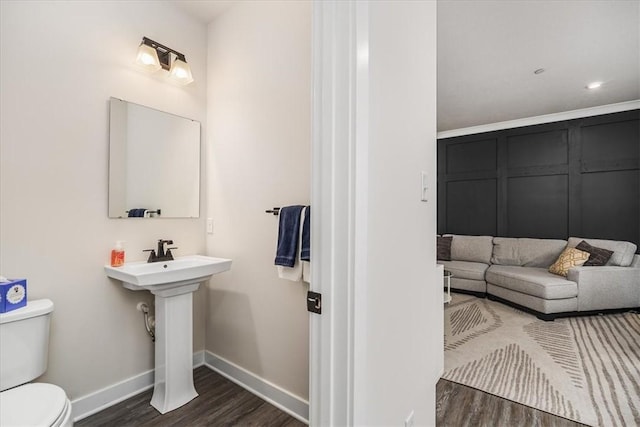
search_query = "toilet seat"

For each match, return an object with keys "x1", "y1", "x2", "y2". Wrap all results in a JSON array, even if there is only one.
[{"x1": 0, "y1": 383, "x2": 72, "y2": 427}]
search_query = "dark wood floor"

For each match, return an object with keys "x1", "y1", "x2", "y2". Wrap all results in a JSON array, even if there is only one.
[
  {"x1": 77, "y1": 366, "x2": 589, "y2": 426},
  {"x1": 436, "y1": 379, "x2": 588, "y2": 427},
  {"x1": 76, "y1": 366, "x2": 305, "y2": 427}
]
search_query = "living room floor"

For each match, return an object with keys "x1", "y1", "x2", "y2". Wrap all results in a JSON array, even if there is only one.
[{"x1": 436, "y1": 379, "x2": 587, "y2": 427}]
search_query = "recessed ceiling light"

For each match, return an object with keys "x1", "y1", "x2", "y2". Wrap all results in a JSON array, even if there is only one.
[
  {"x1": 586, "y1": 81, "x2": 603, "y2": 89},
  {"x1": 534, "y1": 68, "x2": 545, "y2": 75}
]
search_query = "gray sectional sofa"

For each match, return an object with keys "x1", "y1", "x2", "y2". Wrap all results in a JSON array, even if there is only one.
[{"x1": 438, "y1": 235, "x2": 640, "y2": 320}]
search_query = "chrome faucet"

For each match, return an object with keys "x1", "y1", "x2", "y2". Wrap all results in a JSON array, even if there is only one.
[{"x1": 144, "y1": 239, "x2": 177, "y2": 263}]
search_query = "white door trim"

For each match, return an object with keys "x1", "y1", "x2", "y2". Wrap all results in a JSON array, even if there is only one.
[{"x1": 309, "y1": 1, "x2": 367, "y2": 425}]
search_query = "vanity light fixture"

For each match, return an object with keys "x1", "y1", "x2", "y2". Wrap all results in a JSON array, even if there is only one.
[{"x1": 135, "y1": 37, "x2": 194, "y2": 85}]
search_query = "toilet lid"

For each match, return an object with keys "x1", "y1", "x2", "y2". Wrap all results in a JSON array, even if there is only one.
[{"x1": 0, "y1": 383, "x2": 67, "y2": 426}]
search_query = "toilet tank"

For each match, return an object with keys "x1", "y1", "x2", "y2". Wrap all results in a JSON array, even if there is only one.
[{"x1": 0, "y1": 299, "x2": 54, "y2": 392}]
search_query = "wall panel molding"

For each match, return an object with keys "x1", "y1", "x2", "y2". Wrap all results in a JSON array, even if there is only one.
[{"x1": 437, "y1": 110, "x2": 640, "y2": 250}]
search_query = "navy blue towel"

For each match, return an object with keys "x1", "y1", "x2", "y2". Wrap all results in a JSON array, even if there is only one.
[
  {"x1": 301, "y1": 206, "x2": 310, "y2": 261},
  {"x1": 128, "y1": 209, "x2": 147, "y2": 217},
  {"x1": 275, "y1": 205, "x2": 305, "y2": 267}
]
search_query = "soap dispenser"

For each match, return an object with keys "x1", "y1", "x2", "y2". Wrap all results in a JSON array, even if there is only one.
[{"x1": 110, "y1": 241, "x2": 125, "y2": 267}]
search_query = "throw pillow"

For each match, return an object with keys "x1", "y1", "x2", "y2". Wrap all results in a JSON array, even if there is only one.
[
  {"x1": 437, "y1": 236, "x2": 452, "y2": 261},
  {"x1": 575, "y1": 240, "x2": 614, "y2": 266},
  {"x1": 549, "y1": 247, "x2": 590, "y2": 277}
]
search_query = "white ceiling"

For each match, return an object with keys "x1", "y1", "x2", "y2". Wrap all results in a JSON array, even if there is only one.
[
  {"x1": 437, "y1": 0, "x2": 639, "y2": 131},
  {"x1": 171, "y1": 0, "x2": 640, "y2": 132}
]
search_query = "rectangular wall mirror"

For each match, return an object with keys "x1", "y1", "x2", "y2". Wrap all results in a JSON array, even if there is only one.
[{"x1": 108, "y1": 97, "x2": 201, "y2": 218}]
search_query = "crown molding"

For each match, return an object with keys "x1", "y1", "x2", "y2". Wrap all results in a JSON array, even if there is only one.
[{"x1": 437, "y1": 100, "x2": 640, "y2": 139}]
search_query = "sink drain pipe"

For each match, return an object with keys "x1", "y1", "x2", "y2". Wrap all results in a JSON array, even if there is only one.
[{"x1": 136, "y1": 302, "x2": 156, "y2": 342}]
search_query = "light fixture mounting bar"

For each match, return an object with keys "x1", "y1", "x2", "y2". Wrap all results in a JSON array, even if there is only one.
[{"x1": 141, "y1": 37, "x2": 187, "y2": 70}]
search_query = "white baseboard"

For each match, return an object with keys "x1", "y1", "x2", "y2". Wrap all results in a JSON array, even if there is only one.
[
  {"x1": 71, "y1": 368, "x2": 154, "y2": 422},
  {"x1": 71, "y1": 350, "x2": 205, "y2": 422},
  {"x1": 203, "y1": 351, "x2": 309, "y2": 424},
  {"x1": 70, "y1": 350, "x2": 309, "y2": 424}
]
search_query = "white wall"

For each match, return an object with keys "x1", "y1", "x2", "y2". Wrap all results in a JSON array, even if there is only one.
[
  {"x1": 0, "y1": 0, "x2": 207, "y2": 405},
  {"x1": 354, "y1": 1, "x2": 440, "y2": 425},
  {"x1": 205, "y1": 1, "x2": 311, "y2": 401}
]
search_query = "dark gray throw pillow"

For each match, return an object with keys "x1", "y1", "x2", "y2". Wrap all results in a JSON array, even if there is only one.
[
  {"x1": 575, "y1": 240, "x2": 614, "y2": 266},
  {"x1": 437, "y1": 236, "x2": 453, "y2": 261}
]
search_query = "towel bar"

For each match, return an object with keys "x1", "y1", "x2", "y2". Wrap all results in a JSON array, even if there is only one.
[
  {"x1": 125, "y1": 209, "x2": 162, "y2": 216},
  {"x1": 265, "y1": 207, "x2": 281, "y2": 216}
]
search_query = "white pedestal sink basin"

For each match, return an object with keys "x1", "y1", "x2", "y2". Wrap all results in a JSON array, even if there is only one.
[{"x1": 105, "y1": 255, "x2": 232, "y2": 414}]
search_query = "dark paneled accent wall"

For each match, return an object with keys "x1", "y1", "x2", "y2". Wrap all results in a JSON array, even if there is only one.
[{"x1": 437, "y1": 110, "x2": 640, "y2": 251}]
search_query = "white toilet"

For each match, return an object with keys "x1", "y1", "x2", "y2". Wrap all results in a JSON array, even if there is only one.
[{"x1": 0, "y1": 299, "x2": 73, "y2": 427}]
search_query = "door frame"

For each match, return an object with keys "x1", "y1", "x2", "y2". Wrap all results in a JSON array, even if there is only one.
[{"x1": 309, "y1": 1, "x2": 369, "y2": 425}]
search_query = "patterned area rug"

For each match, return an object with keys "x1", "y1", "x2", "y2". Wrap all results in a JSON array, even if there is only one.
[{"x1": 443, "y1": 294, "x2": 640, "y2": 427}]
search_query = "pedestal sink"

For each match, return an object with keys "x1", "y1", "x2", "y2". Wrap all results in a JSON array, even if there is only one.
[{"x1": 104, "y1": 255, "x2": 232, "y2": 414}]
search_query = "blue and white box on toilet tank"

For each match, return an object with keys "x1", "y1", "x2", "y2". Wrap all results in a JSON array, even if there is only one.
[{"x1": 0, "y1": 278, "x2": 27, "y2": 313}]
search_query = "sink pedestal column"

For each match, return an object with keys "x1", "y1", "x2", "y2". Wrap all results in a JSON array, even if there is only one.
[{"x1": 149, "y1": 283, "x2": 200, "y2": 414}]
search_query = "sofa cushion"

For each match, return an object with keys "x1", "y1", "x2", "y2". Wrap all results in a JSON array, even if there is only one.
[
  {"x1": 487, "y1": 284, "x2": 578, "y2": 314},
  {"x1": 437, "y1": 236, "x2": 452, "y2": 261},
  {"x1": 438, "y1": 260, "x2": 488, "y2": 282},
  {"x1": 446, "y1": 235, "x2": 493, "y2": 264},
  {"x1": 486, "y1": 265, "x2": 578, "y2": 299},
  {"x1": 575, "y1": 240, "x2": 614, "y2": 266},
  {"x1": 567, "y1": 237, "x2": 638, "y2": 267},
  {"x1": 548, "y1": 247, "x2": 590, "y2": 277},
  {"x1": 491, "y1": 237, "x2": 567, "y2": 267}
]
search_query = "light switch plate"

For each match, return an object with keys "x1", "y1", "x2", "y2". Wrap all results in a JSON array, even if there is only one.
[
  {"x1": 421, "y1": 171, "x2": 428, "y2": 202},
  {"x1": 206, "y1": 218, "x2": 213, "y2": 234}
]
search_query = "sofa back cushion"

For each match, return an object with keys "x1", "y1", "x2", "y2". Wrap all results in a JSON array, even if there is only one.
[
  {"x1": 491, "y1": 237, "x2": 567, "y2": 267},
  {"x1": 567, "y1": 237, "x2": 638, "y2": 267},
  {"x1": 446, "y1": 235, "x2": 493, "y2": 264}
]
